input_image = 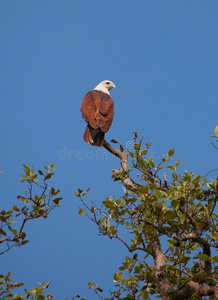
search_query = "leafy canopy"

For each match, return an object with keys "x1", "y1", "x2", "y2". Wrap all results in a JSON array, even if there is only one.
[{"x1": 76, "y1": 135, "x2": 218, "y2": 300}]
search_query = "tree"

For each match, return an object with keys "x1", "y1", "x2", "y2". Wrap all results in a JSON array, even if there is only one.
[
  {"x1": 1, "y1": 134, "x2": 218, "y2": 300},
  {"x1": 0, "y1": 163, "x2": 62, "y2": 300},
  {"x1": 75, "y1": 134, "x2": 218, "y2": 300}
]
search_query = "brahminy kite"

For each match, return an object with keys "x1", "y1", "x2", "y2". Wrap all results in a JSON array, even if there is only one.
[{"x1": 81, "y1": 80, "x2": 116, "y2": 147}]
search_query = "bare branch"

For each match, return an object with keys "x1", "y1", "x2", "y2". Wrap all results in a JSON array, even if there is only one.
[
  {"x1": 113, "y1": 233, "x2": 148, "y2": 253},
  {"x1": 211, "y1": 142, "x2": 218, "y2": 150},
  {"x1": 0, "y1": 242, "x2": 16, "y2": 255},
  {"x1": 202, "y1": 168, "x2": 218, "y2": 179},
  {"x1": 103, "y1": 140, "x2": 140, "y2": 194}
]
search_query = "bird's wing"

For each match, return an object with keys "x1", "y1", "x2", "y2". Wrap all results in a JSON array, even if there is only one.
[
  {"x1": 81, "y1": 91, "x2": 100, "y2": 129},
  {"x1": 96, "y1": 94, "x2": 114, "y2": 132},
  {"x1": 81, "y1": 90, "x2": 114, "y2": 133}
]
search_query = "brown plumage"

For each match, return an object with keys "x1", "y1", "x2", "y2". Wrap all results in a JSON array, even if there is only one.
[{"x1": 81, "y1": 80, "x2": 115, "y2": 147}]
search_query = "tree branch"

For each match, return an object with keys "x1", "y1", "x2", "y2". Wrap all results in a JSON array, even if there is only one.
[
  {"x1": 103, "y1": 140, "x2": 140, "y2": 194},
  {"x1": 101, "y1": 138, "x2": 218, "y2": 299},
  {"x1": 150, "y1": 239, "x2": 173, "y2": 300},
  {"x1": 176, "y1": 233, "x2": 212, "y2": 280},
  {"x1": 179, "y1": 200, "x2": 200, "y2": 235},
  {"x1": 214, "y1": 283, "x2": 218, "y2": 300},
  {"x1": 103, "y1": 140, "x2": 175, "y2": 298},
  {"x1": 173, "y1": 280, "x2": 215, "y2": 299}
]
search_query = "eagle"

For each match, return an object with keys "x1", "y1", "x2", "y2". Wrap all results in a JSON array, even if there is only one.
[{"x1": 81, "y1": 80, "x2": 116, "y2": 147}]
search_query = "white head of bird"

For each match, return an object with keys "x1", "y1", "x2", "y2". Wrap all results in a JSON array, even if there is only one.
[{"x1": 94, "y1": 80, "x2": 116, "y2": 95}]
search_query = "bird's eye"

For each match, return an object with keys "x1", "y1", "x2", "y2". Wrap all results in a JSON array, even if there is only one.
[{"x1": 106, "y1": 82, "x2": 110, "y2": 84}]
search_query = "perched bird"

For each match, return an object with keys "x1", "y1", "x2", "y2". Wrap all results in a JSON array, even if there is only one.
[{"x1": 81, "y1": 80, "x2": 115, "y2": 147}]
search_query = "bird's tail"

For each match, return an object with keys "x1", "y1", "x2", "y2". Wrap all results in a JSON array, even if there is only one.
[{"x1": 83, "y1": 125, "x2": 105, "y2": 147}]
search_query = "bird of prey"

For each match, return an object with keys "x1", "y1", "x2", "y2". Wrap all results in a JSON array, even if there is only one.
[{"x1": 81, "y1": 80, "x2": 116, "y2": 147}]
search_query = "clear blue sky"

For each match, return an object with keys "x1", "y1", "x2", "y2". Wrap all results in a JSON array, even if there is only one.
[{"x1": 1, "y1": 1, "x2": 218, "y2": 299}]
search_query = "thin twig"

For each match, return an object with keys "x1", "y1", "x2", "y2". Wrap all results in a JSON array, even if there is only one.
[
  {"x1": 211, "y1": 142, "x2": 218, "y2": 150},
  {"x1": 202, "y1": 169, "x2": 218, "y2": 179}
]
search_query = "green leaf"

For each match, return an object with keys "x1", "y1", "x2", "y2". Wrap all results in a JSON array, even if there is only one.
[
  {"x1": 50, "y1": 163, "x2": 55, "y2": 168},
  {"x1": 129, "y1": 151, "x2": 134, "y2": 158},
  {"x1": 50, "y1": 187, "x2": 56, "y2": 195},
  {"x1": 167, "y1": 148, "x2": 175, "y2": 157},
  {"x1": 13, "y1": 205, "x2": 20, "y2": 212},
  {"x1": 212, "y1": 256, "x2": 218, "y2": 263},
  {"x1": 147, "y1": 244, "x2": 152, "y2": 253},
  {"x1": 88, "y1": 282, "x2": 93, "y2": 289},
  {"x1": 0, "y1": 229, "x2": 6, "y2": 236},
  {"x1": 175, "y1": 160, "x2": 180, "y2": 167},
  {"x1": 171, "y1": 199, "x2": 179, "y2": 209},
  {"x1": 207, "y1": 201, "x2": 214, "y2": 212},
  {"x1": 5, "y1": 271, "x2": 11, "y2": 280},
  {"x1": 165, "y1": 211, "x2": 176, "y2": 220},
  {"x1": 180, "y1": 213, "x2": 186, "y2": 224},
  {"x1": 113, "y1": 271, "x2": 123, "y2": 282},
  {"x1": 34, "y1": 195, "x2": 40, "y2": 202},
  {"x1": 79, "y1": 208, "x2": 85, "y2": 216},
  {"x1": 198, "y1": 254, "x2": 211, "y2": 261},
  {"x1": 103, "y1": 200, "x2": 115, "y2": 209},
  {"x1": 204, "y1": 177, "x2": 208, "y2": 185},
  {"x1": 168, "y1": 239, "x2": 175, "y2": 246},
  {"x1": 14, "y1": 295, "x2": 24, "y2": 300},
  {"x1": 23, "y1": 164, "x2": 31, "y2": 175},
  {"x1": 21, "y1": 232, "x2": 26, "y2": 239},
  {"x1": 21, "y1": 240, "x2": 29, "y2": 245},
  {"x1": 211, "y1": 235, "x2": 218, "y2": 242},
  {"x1": 53, "y1": 197, "x2": 63, "y2": 204},
  {"x1": 133, "y1": 253, "x2": 138, "y2": 259},
  {"x1": 11, "y1": 228, "x2": 18, "y2": 235},
  {"x1": 167, "y1": 165, "x2": 175, "y2": 171},
  {"x1": 137, "y1": 185, "x2": 148, "y2": 194},
  {"x1": 111, "y1": 139, "x2": 118, "y2": 144},
  {"x1": 44, "y1": 173, "x2": 54, "y2": 180},
  {"x1": 27, "y1": 288, "x2": 37, "y2": 295},
  {"x1": 140, "y1": 149, "x2": 148, "y2": 156},
  {"x1": 120, "y1": 144, "x2": 124, "y2": 152},
  {"x1": 141, "y1": 290, "x2": 149, "y2": 299},
  {"x1": 155, "y1": 189, "x2": 162, "y2": 199}
]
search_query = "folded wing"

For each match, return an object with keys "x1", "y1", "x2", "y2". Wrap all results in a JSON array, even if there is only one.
[{"x1": 81, "y1": 90, "x2": 114, "y2": 147}]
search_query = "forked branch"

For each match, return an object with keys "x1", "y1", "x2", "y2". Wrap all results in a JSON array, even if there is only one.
[{"x1": 103, "y1": 140, "x2": 140, "y2": 194}]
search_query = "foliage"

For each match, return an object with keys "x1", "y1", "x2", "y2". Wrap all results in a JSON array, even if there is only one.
[
  {"x1": 1, "y1": 136, "x2": 218, "y2": 299},
  {"x1": 0, "y1": 164, "x2": 62, "y2": 299},
  {"x1": 76, "y1": 135, "x2": 218, "y2": 299}
]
